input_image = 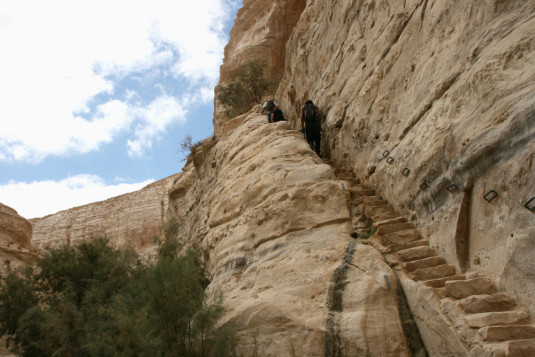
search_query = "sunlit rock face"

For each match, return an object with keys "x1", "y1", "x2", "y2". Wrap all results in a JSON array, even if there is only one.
[
  {"x1": 30, "y1": 175, "x2": 179, "y2": 256},
  {"x1": 213, "y1": 0, "x2": 307, "y2": 135},
  {"x1": 0, "y1": 203, "x2": 37, "y2": 277},
  {"x1": 168, "y1": 110, "x2": 410, "y2": 356},
  {"x1": 275, "y1": 0, "x2": 535, "y2": 314}
]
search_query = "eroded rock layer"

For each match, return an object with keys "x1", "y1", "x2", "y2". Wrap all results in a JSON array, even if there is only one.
[
  {"x1": 0, "y1": 203, "x2": 37, "y2": 277},
  {"x1": 30, "y1": 175, "x2": 178, "y2": 254},
  {"x1": 169, "y1": 110, "x2": 410, "y2": 356},
  {"x1": 214, "y1": 0, "x2": 306, "y2": 134},
  {"x1": 271, "y1": 0, "x2": 535, "y2": 316}
]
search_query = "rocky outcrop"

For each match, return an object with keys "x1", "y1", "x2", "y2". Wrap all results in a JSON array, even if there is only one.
[
  {"x1": 272, "y1": 0, "x2": 535, "y2": 317},
  {"x1": 168, "y1": 110, "x2": 411, "y2": 356},
  {"x1": 0, "y1": 203, "x2": 37, "y2": 277},
  {"x1": 30, "y1": 175, "x2": 179, "y2": 255},
  {"x1": 213, "y1": 0, "x2": 307, "y2": 134}
]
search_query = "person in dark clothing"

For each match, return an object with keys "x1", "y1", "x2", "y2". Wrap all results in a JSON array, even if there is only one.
[
  {"x1": 262, "y1": 99, "x2": 277, "y2": 123},
  {"x1": 301, "y1": 100, "x2": 322, "y2": 156},
  {"x1": 271, "y1": 105, "x2": 286, "y2": 122}
]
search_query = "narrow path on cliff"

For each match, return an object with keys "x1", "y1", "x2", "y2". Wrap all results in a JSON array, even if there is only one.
[{"x1": 326, "y1": 160, "x2": 535, "y2": 356}]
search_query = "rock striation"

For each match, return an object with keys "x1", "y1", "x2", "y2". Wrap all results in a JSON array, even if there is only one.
[
  {"x1": 272, "y1": 0, "x2": 535, "y2": 317},
  {"x1": 213, "y1": 0, "x2": 306, "y2": 135},
  {"x1": 13, "y1": 0, "x2": 535, "y2": 355},
  {"x1": 0, "y1": 203, "x2": 37, "y2": 277},
  {"x1": 169, "y1": 110, "x2": 411, "y2": 356},
  {"x1": 30, "y1": 175, "x2": 179, "y2": 255}
]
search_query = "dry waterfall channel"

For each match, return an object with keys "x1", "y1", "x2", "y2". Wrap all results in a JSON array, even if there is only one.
[{"x1": 327, "y1": 163, "x2": 535, "y2": 356}]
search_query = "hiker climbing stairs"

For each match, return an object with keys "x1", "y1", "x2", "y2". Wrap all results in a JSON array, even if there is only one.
[{"x1": 329, "y1": 163, "x2": 535, "y2": 356}]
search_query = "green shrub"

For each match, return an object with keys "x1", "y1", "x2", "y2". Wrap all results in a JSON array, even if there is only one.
[
  {"x1": 217, "y1": 60, "x2": 271, "y2": 118},
  {"x1": 0, "y1": 236, "x2": 235, "y2": 356}
]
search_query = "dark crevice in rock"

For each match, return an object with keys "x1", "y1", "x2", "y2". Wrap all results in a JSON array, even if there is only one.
[
  {"x1": 396, "y1": 283, "x2": 429, "y2": 357},
  {"x1": 324, "y1": 241, "x2": 356, "y2": 357}
]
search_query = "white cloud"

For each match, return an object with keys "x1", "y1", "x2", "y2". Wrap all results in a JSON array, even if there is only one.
[
  {"x1": 0, "y1": 0, "x2": 235, "y2": 163},
  {"x1": 0, "y1": 175, "x2": 155, "y2": 219},
  {"x1": 127, "y1": 95, "x2": 187, "y2": 157}
]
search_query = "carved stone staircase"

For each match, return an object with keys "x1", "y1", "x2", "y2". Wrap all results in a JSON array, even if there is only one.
[{"x1": 331, "y1": 164, "x2": 535, "y2": 357}]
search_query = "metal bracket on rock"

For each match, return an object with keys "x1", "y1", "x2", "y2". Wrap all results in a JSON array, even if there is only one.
[
  {"x1": 446, "y1": 184, "x2": 459, "y2": 193},
  {"x1": 483, "y1": 190, "x2": 499, "y2": 203},
  {"x1": 382, "y1": 150, "x2": 390, "y2": 159},
  {"x1": 525, "y1": 197, "x2": 535, "y2": 211},
  {"x1": 386, "y1": 157, "x2": 395, "y2": 164},
  {"x1": 402, "y1": 168, "x2": 410, "y2": 176},
  {"x1": 420, "y1": 182, "x2": 430, "y2": 191}
]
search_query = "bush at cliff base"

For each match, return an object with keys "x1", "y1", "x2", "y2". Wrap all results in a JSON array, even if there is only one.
[{"x1": 0, "y1": 236, "x2": 236, "y2": 357}]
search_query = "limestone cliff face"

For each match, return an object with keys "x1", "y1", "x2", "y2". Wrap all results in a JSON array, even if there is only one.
[
  {"x1": 31, "y1": 174, "x2": 178, "y2": 255},
  {"x1": 270, "y1": 0, "x2": 535, "y2": 315},
  {"x1": 213, "y1": 0, "x2": 306, "y2": 134},
  {"x1": 0, "y1": 203, "x2": 37, "y2": 277},
  {"x1": 169, "y1": 110, "x2": 410, "y2": 356}
]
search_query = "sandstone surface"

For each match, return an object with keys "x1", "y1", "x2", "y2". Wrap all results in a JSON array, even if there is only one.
[
  {"x1": 14, "y1": 0, "x2": 535, "y2": 355},
  {"x1": 31, "y1": 175, "x2": 179, "y2": 255},
  {"x1": 269, "y1": 0, "x2": 535, "y2": 316},
  {"x1": 0, "y1": 203, "x2": 37, "y2": 277},
  {"x1": 168, "y1": 111, "x2": 410, "y2": 356},
  {"x1": 214, "y1": 0, "x2": 306, "y2": 134}
]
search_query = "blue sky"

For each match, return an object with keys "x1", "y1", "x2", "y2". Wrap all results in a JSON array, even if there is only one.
[{"x1": 0, "y1": 0, "x2": 242, "y2": 219}]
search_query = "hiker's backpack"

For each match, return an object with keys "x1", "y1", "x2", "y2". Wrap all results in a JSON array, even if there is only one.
[
  {"x1": 303, "y1": 103, "x2": 316, "y2": 125},
  {"x1": 266, "y1": 100, "x2": 275, "y2": 112},
  {"x1": 272, "y1": 108, "x2": 285, "y2": 122}
]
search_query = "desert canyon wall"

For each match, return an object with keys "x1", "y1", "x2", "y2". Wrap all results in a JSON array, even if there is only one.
[
  {"x1": 0, "y1": 203, "x2": 37, "y2": 277},
  {"x1": 17, "y1": 0, "x2": 535, "y2": 355},
  {"x1": 213, "y1": 0, "x2": 307, "y2": 132},
  {"x1": 274, "y1": 0, "x2": 535, "y2": 316},
  {"x1": 31, "y1": 174, "x2": 178, "y2": 254},
  {"x1": 168, "y1": 111, "x2": 415, "y2": 356}
]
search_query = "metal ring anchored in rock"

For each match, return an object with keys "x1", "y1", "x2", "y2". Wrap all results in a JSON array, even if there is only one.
[
  {"x1": 446, "y1": 184, "x2": 458, "y2": 193},
  {"x1": 483, "y1": 190, "x2": 499, "y2": 203},
  {"x1": 525, "y1": 197, "x2": 535, "y2": 211},
  {"x1": 402, "y1": 168, "x2": 410, "y2": 176},
  {"x1": 383, "y1": 150, "x2": 390, "y2": 158},
  {"x1": 386, "y1": 157, "x2": 395, "y2": 164},
  {"x1": 420, "y1": 182, "x2": 430, "y2": 191}
]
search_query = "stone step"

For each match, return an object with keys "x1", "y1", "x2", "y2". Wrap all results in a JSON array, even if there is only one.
[
  {"x1": 477, "y1": 339, "x2": 535, "y2": 356},
  {"x1": 384, "y1": 239, "x2": 429, "y2": 254},
  {"x1": 503, "y1": 340, "x2": 535, "y2": 356},
  {"x1": 354, "y1": 196, "x2": 384, "y2": 206},
  {"x1": 412, "y1": 264, "x2": 457, "y2": 281},
  {"x1": 340, "y1": 178, "x2": 360, "y2": 187},
  {"x1": 424, "y1": 274, "x2": 466, "y2": 288},
  {"x1": 380, "y1": 229, "x2": 421, "y2": 246},
  {"x1": 373, "y1": 216, "x2": 408, "y2": 229},
  {"x1": 479, "y1": 325, "x2": 535, "y2": 342},
  {"x1": 403, "y1": 256, "x2": 446, "y2": 272},
  {"x1": 350, "y1": 188, "x2": 375, "y2": 199},
  {"x1": 352, "y1": 221, "x2": 370, "y2": 229},
  {"x1": 334, "y1": 170, "x2": 356, "y2": 180},
  {"x1": 397, "y1": 245, "x2": 436, "y2": 262},
  {"x1": 377, "y1": 222, "x2": 415, "y2": 236},
  {"x1": 364, "y1": 204, "x2": 396, "y2": 218},
  {"x1": 458, "y1": 292, "x2": 517, "y2": 313},
  {"x1": 445, "y1": 278, "x2": 497, "y2": 299},
  {"x1": 372, "y1": 211, "x2": 402, "y2": 222},
  {"x1": 465, "y1": 309, "x2": 530, "y2": 328},
  {"x1": 334, "y1": 166, "x2": 353, "y2": 175}
]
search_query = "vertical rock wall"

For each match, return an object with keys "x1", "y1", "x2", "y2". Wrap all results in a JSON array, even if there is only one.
[
  {"x1": 213, "y1": 0, "x2": 307, "y2": 134},
  {"x1": 169, "y1": 110, "x2": 411, "y2": 356},
  {"x1": 30, "y1": 174, "x2": 178, "y2": 255},
  {"x1": 0, "y1": 203, "x2": 37, "y2": 277},
  {"x1": 275, "y1": 0, "x2": 535, "y2": 315}
]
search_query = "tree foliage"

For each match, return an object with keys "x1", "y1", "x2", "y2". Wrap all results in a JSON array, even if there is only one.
[
  {"x1": 0, "y1": 234, "x2": 235, "y2": 357},
  {"x1": 217, "y1": 60, "x2": 271, "y2": 118}
]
